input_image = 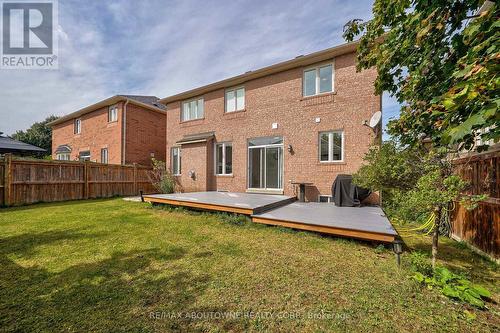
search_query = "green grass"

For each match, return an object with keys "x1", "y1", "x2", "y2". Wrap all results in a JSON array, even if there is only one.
[{"x1": 0, "y1": 199, "x2": 498, "y2": 332}]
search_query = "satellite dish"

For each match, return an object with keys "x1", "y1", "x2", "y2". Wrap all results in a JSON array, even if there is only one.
[{"x1": 369, "y1": 111, "x2": 382, "y2": 129}]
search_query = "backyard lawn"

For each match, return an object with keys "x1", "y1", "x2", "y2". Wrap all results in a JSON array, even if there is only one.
[{"x1": 0, "y1": 199, "x2": 498, "y2": 332}]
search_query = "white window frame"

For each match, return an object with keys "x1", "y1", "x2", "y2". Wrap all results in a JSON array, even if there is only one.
[
  {"x1": 171, "y1": 147, "x2": 181, "y2": 175},
  {"x1": 100, "y1": 148, "x2": 109, "y2": 164},
  {"x1": 225, "y1": 86, "x2": 245, "y2": 113},
  {"x1": 181, "y1": 97, "x2": 204, "y2": 122},
  {"x1": 215, "y1": 142, "x2": 232, "y2": 175},
  {"x1": 79, "y1": 150, "x2": 91, "y2": 161},
  {"x1": 303, "y1": 61, "x2": 334, "y2": 97},
  {"x1": 108, "y1": 105, "x2": 118, "y2": 122},
  {"x1": 247, "y1": 137, "x2": 284, "y2": 191},
  {"x1": 318, "y1": 195, "x2": 333, "y2": 203},
  {"x1": 56, "y1": 153, "x2": 70, "y2": 161},
  {"x1": 74, "y1": 118, "x2": 81, "y2": 134},
  {"x1": 319, "y1": 130, "x2": 344, "y2": 163}
]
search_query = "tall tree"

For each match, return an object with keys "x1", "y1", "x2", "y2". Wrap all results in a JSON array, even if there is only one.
[
  {"x1": 344, "y1": 1, "x2": 498, "y2": 266},
  {"x1": 12, "y1": 115, "x2": 59, "y2": 155},
  {"x1": 344, "y1": 0, "x2": 498, "y2": 151}
]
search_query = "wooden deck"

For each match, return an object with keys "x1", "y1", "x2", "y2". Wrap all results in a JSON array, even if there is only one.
[
  {"x1": 252, "y1": 202, "x2": 398, "y2": 243},
  {"x1": 144, "y1": 192, "x2": 398, "y2": 243},
  {"x1": 143, "y1": 192, "x2": 295, "y2": 215}
]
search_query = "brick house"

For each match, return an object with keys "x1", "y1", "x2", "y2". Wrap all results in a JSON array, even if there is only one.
[
  {"x1": 50, "y1": 95, "x2": 166, "y2": 165},
  {"x1": 162, "y1": 41, "x2": 382, "y2": 202}
]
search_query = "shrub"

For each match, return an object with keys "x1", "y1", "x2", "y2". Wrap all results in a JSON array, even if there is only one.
[
  {"x1": 408, "y1": 251, "x2": 433, "y2": 276},
  {"x1": 147, "y1": 158, "x2": 177, "y2": 194}
]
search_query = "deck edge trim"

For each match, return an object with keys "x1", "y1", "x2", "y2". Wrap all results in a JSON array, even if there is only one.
[
  {"x1": 143, "y1": 196, "x2": 254, "y2": 215},
  {"x1": 252, "y1": 216, "x2": 396, "y2": 242}
]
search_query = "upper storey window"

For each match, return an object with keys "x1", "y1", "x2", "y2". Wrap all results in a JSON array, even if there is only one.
[
  {"x1": 74, "y1": 118, "x2": 81, "y2": 134},
  {"x1": 225, "y1": 87, "x2": 245, "y2": 112},
  {"x1": 303, "y1": 63, "x2": 333, "y2": 97},
  {"x1": 182, "y1": 98, "x2": 204, "y2": 121},
  {"x1": 108, "y1": 105, "x2": 118, "y2": 122}
]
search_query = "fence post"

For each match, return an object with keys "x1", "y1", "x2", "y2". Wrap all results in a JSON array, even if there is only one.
[
  {"x1": 83, "y1": 160, "x2": 89, "y2": 199},
  {"x1": 4, "y1": 153, "x2": 12, "y2": 206},
  {"x1": 133, "y1": 163, "x2": 138, "y2": 195}
]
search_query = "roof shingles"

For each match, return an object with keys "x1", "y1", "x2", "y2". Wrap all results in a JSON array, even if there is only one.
[{"x1": 0, "y1": 136, "x2": 46, "y2": 153}]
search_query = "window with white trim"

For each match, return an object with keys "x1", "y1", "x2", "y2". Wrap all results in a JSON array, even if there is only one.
[
  {"x1": 181, "y1": 98, "x2": 204, "y2": 121},
  {"x1": 74, "y1": 118, "x2": 81, "y2": 134},
  {"x1": 56, "y1": 153, "x2": 70, "y2": 161},
  {"x1": 215, "y1": 142, "x2": 232, "y2": 175},
  {"x1": 318, "y1": 195, "x2": 333, "y2": 203},
  {"x1": 225, "y1": 87, "x2": 245, "y2": 112},
  {"x1": 171, "y1": 147, "x2": 181, "y2": 175},
  {"x1": 303, "y1": 63, "x2": 333, "y2": 97},
  {"x1": 101, "y1": 148, "x2": 109, "y2": 164},
  {"x1": 319, "y1": 131, "x2": 343, "y2": 162},
  {"x1": 79, "y1": 151, "x2": 91, "y2": 161},
  {"x1": 108, "y1": 105, "x2": 118, "y2": 122}
]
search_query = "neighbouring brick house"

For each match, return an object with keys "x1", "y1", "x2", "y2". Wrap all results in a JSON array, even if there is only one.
[
  {"x1": 50, "y1": 95, "x2": 166, "y2": 165},
  {"x1": 162, "y1": 41, "x2": 382, "y2": 202}
]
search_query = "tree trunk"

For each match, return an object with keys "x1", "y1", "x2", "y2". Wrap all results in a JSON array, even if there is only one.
[{"x1": 432, "y1": 206, "x2": 441, "y2": 269}]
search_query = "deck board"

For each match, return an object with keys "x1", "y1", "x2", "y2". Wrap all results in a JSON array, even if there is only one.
[
  {"x1": 143, "y1": 192, "x2": 294, "y2": 215},
  {"x1": 143, "y1": 192, "x2": 398, "y2": 243},
  {"x1": 252, "y1": 202, "x2": 398, "y2": 242}
]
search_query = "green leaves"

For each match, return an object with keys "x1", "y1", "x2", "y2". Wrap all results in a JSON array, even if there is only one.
[
  {"x1": 412, "y1": 266, "x2": 492, "y2": 309},
  {"x1": 472, "y1": 284, "x2": 492, "y2": 298},
  {"x1": 445, "y1": 114, "x2": 485, "y2": 143},
  {"x1": 442, "y1": 98, "x2": 457, "y2": 111},
  {"x1": 346, "y1": 1, "x2": 499, "y2": 150},
  {"x1": 442, "y1": 285, "x2": 460, "y2": 298},
  {"x1": 413, "y1": 272, "x2": 425, "y2": 283},
  {"x1": 463, "y1": 310, "x2": 477, "y2": 323},
  {"x1": 12, "y1": 115, "x2": 59, "y2": 155},
  {"x1": 353, "y1": 140, "x2": 468, "y2": 223}
]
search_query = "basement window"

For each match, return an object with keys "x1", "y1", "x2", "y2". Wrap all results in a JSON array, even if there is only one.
[{"x1": 318, "y1": 195, "x2": 333, "y2": 203}]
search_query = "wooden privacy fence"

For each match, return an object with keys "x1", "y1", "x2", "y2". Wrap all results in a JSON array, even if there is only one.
[
  {"x1": 0, "y1": 154, "x2": 156, "y2": 207},
  {"x1": 450, "y1": 147, "x2": 499, "y2": 260}
]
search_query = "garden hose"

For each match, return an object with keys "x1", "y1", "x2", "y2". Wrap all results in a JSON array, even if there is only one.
[{"x1": 397, "y1": 212, "x2": 436, "y2": 233}]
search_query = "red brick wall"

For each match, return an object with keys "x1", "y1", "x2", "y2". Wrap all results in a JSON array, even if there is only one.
[
  {"x1": 52, "y1": 102, "x2": 167, "y2": 166},
  {"x1": 175, "y1": 140, "x2": 213, "y2": 192},
  {"x1": 51, "y1": 102, "x2": 124, "y2": 164},
  {"x1": 124, "y1": 104, "x2": 166, "y2": 166},
  {"x1": 166, "y1": 52, "x2": 381, "y2": 202}
]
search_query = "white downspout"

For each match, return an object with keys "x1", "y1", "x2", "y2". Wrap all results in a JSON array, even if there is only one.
[{"x1": 122, "y1": 99, "x2": 129, "y2": 164}]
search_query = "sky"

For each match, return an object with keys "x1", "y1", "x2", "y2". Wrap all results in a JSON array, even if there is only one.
[{"x1": 0, "y1": 0, "x2": 400, "y2": 136}]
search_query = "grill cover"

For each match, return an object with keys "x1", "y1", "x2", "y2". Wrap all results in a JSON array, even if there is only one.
[{"x1": 331, "y1": 174, "x2": 371, "y2": 207}]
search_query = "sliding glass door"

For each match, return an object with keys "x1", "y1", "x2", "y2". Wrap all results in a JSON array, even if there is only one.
[{"x1": 248, "y1": 137, "x2": 283, "y2": 190}]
